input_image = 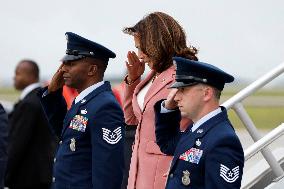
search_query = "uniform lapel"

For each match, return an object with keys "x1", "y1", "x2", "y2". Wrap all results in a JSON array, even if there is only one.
[
  {"x1": 170, "y1": 129, "x2": 198, "y2": 171},
  {"x1": 61, "y1": 82, "x2": 111, "y2": 136},
  {"x1": 61, "y1": 102, "x2": 82, "y2": 135},
  {"x1": 170, "y1": 109, "x2": 229, "y2": 171}
]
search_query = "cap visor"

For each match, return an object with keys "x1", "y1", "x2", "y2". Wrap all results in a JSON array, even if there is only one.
[
  {"x1": 169, "y1": 81, "x2": 199, "y2": 89},
  {"x1": 61, "y1": 55, "x2": 85, "y2": 62}
]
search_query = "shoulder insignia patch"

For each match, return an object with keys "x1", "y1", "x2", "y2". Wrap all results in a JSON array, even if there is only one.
[
  {"x1": 102, "y1": 127, "x2": 122, "y2": 144},
  {"x1": 220, "y1": 164, "x2": 239, "y2": 183}
]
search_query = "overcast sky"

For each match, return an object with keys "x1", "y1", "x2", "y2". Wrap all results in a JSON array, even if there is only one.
[{"x1": 0, "y1": 0, "x2": 283, "y2": 86}]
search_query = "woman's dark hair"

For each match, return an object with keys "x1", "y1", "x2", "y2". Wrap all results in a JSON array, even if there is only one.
[{"x1": 123, "y1": 12, "x2": 198, "y2": 73}]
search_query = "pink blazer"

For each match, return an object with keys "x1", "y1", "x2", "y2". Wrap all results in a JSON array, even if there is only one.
[{"x1": 124, "y1": 66, "x2": 191, "y2": 189}]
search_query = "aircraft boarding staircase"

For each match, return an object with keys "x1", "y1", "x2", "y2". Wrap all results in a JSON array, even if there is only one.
[{"x1": 221, "y1": 62, "x2": 284, "y2": 188}]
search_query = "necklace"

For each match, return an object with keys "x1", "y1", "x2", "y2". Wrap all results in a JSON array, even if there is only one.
[{"x1": 152, "y1": 73, "x2": 160, "y2": 83}]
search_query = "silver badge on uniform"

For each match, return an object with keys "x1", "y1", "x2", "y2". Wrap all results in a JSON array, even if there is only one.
[
  {"x1": 81, "y1": 109, "x2": 87, "y2": 114},
  {"x1": 70, "y1": 138, "x2": 76, "y2": 152},
  {"x1": 181, "y1": 170, "x2": 190, "y2": 186},
  {"x1": 195, "y1": 139, "x2": 201, "y2": 146},
  {"x1": 81, "y1": 99, "x2": 86, "y2": 104}
]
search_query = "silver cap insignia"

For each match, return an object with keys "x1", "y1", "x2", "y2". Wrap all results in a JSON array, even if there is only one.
[
  {"x1": 197, "y1": 129, "x2": 203, "y2": 133},
  {"x1": 81, "y1": 109, "x2": 87, "y2": 114},
  {"x1": 195, "y1": 139, "x2": 201, "y2": 146}
]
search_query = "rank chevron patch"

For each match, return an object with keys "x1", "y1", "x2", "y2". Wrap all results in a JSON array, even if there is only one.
[
  {"x1": 220, "y1": 164, "x2": 239, "y2": 183},
  {"x1": 102, "y1": 127, "x2": 122, "y2": 144}
]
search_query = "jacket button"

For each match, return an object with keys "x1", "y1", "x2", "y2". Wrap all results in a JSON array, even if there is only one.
[
  {"x1": 52, "y1": 177, "x2": 55, "y2": 182},
  {"x1": 54, "y1": 158, "x2": 56, "y2": 163},
  {"x1": 59, "y1": 140, "x2": 62, "y2": 145},
  {"x1": 169, "y1": 173, "x2": 173, "y2": 178}
]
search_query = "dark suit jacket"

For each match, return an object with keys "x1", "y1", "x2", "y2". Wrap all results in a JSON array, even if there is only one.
[
  {"x1": 39, "y1": 81, "x2": 125, "y2": 189},
  {"x1": 154, "y1": 101, "x2": 244, "y2": 189},
  {"x1": 0, "y1": 104, "x2": 8, "y2": 189},
  {"x1": 5, "y1": 87, "x2": 57, "y2": 188}
]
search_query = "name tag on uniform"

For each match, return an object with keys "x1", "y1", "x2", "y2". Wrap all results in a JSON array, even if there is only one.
[
  {"x1": 69, "y1": 115, "x2": 88, "y2": 132},
  {"x1": 179, "y1": 148, "x2": 203, "y2": 164}
]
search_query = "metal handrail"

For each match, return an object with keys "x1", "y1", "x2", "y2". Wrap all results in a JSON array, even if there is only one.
[
  {"x1": 245, "y1": 123, "x2": 284, "y2": 161},
  {"x1": 233, "y1": 103, "x2": 284, "y2": 178},
  {"x1": 221, "y1": 61, "x2": 284, "y2": 179},
  {"x1": 222, "y1": 62, "x2": 284, "y2": 109}
]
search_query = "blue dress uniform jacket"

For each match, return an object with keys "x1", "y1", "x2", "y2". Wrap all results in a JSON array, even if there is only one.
[
  {"x1": 0, "y1": 104, "x2": 8, "y2": 189},
  {"x1": 40, "y1": 81, "x2": 125, "y2": 189},
  {"x1": 154, "y1": 101, "x2": 244, "y2": 189}
]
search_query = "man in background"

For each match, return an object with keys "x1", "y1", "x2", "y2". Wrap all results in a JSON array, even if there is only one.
[{"x1": 5, "y1": 60, "x2": 57, "y2": 189}]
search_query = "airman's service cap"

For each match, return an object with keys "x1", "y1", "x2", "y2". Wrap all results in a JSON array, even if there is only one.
[
  {"x1": 170, "y1": 57, "x2": 234, "y2": 91},
  {"x1": 62, "y1": 32, "x2": 116, "y2": 62}
]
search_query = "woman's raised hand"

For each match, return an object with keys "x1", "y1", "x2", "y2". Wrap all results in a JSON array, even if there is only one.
[{"x1": 125, "y1": 51, "x2": 145, "y2": 81}]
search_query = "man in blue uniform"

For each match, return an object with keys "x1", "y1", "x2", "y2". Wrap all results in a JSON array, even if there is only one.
[
  {"x1": 154, "y1": 57, "x2": 244, "y2": 189},
  {"x1": 39, "y1": 32, "x2": 125, "y2": 189},
  {"x1": 0, "y1": 103, "x2": 8, "y2": 189}
]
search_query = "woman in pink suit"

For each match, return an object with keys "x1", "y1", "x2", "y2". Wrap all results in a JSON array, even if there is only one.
[{"x1": 123, "y1": 12, "x2": 198, "y2": 189}]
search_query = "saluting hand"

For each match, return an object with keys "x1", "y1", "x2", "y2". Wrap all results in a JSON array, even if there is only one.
[
  {"x1": 164, "y1": 89, "x2": 178, "y2": 110},
  {"x1": 48, "y1": 64, "x2": 65, "y2": 93},
  {"x1": 125, "y1": 51, "x2": 145, "y2": 82}
]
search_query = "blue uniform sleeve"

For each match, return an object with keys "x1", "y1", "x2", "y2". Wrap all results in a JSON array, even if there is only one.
[
  {"x1": 154, "y1": 100, "x2": 182, "y2": 155},
  {"x1": 0, "y1": 104, "x2": 8, "y2": 188},
  {"x1": 38, "y1": 87, "x2": 67, "y2": 137},
  {"x1": 90, "y1": 101, "x2": 125, "y2": 189},
  {"x1": 204, "y1": 135, "x2": 244, "y2": 189}
]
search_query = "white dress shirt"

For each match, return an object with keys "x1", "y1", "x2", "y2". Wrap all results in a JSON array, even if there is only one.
[
  {"x1": 137, "y1": 80, "x2": 152, "y2": 110},
  {"x1": 190, "y1": 108, "x2": 222, "y2": 132},
  {"x1": 74, "y1": 81, "x2": 104, "y2": 104},
  {"x1": 161, "y1": 101, "x2": 222, "y2": 132},
  {"x1": 20, "y1": 82, "x2": 42, "y2": 100}
]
